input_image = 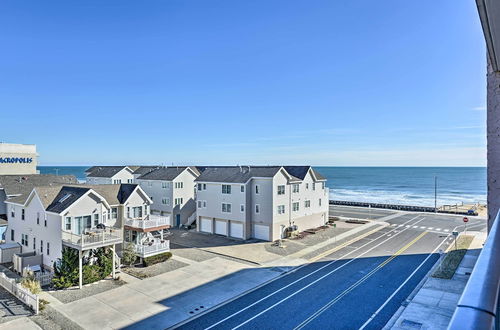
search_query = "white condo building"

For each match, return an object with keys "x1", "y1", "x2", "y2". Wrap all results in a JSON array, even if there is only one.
[
  {"x1": 195, "y1": 166, "x2": 329, "y2": 241},
  {"x1": 135, "y1": 166, "x2": 200, "y2": 227}
]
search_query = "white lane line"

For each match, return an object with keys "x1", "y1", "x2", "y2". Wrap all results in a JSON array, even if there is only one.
[
  {"x1": 398, "y1": 224, "x2": 404, "y2": 227},
  {"x1": 359, "y1": 233, "x2": 452, "y2": 329},
  {"x1": 228, "y1": 217, "x2": 428, "y2": 330},
  {"x1": 405, "y1": 225, "x2": 410, "y2": 228},
  {"x1": 420, "y1": 226, "x2": 426, "y2": 229},
  {"x1": 428, "y1": 227, "x2": 434, "y2": 230},
  {"x1": 444, "y1": 229, "x2": 450, "y2": 232},
  {"x1": 436, "y1": 228, "x2": 442, "y2": 231},
  {"x1": 413, "y1": 226, "x2": 418, "y2": 228}
]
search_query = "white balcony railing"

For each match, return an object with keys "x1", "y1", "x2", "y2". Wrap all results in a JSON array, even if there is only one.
[
  {"x1": 125, "y1": 214, "x2": 171, "y2": 230},
  {"x1": 62, "y1": 228, "x2": 122, "y2": 250},
  {"x1": 133, "y1": 240, "x2": 170, "y2": 258}
]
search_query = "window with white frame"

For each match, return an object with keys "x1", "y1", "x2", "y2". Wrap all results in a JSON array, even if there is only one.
[
  {"x1": 203, "y1": 183, "x2": 206, "y2": 190},
  {"x1": 10, "y1": 207, "x2": 15, "y2": 218},
  {"x1": 292, "y1": 202, "x2": 300, "y2": 212},
  {"x1": 203, "y1": 201, "x2": 207, "y2": 208},
  {"x1": 240, "y1": 204, "x2": 245, "y2": 212},
  {"x1": 292, "y1": 184, "x2": 300, "y2": 193},
  {"x1": 65, "y1": 217, "x2": 71, "y2": 231},
  {"x1": 44, "y1": 214, "x2": 47, "y2": 227},
  {"x1": 112, "y1": 208, "x2": 118, "y2": 219},
  {"x1": 33, "y1": 237, "x2": 36, "y2": 250},
  {"x1": 306, "y1": 183, "x2": 309, "y2": 189},
  {"x1": 277, "y1": 185, "x2": 285, "y2": 195},
  {"x1": 255, "y1": 185, "x2": 259, "y2": 194},
  {"x1": 94, "y1": 214, "x2": 99, "y2": 226},
  {"x1": 21, "y1": 234, "x2": 28, "y2": 246},
  {"x1": 162, "y1": 198, "x2": 168, "y2": 205},
  {"x1": 255, "y1": 204, "x2": 260, "y2": 214},
  {"x1": 40, "y1": 240, "x2": 43, "y2": 253},
  {"x1": 222, "y1": 184, "x2": 231, "y2": 194},
  {"x1": 47, "y1": 242, "x2": 50, "y2": 255},
  {"x1": 319, "y1": 198, "x2": 322, "y2": 206},
  {"x1": 277, "y1": 205, "x2": 285, "y2": 214},
  {"x1": 322, "y1": 182, "x2": 325, "y2": 189},
  {"x1": 198, "y1": 200, "x2": 202, "y2": 208},
  {"x1": 132, "y1": 206, "x2": 142, "y2": 218},
  {"x1": 128, "y1": 179, "x2": 133, "y2": 183},
  {"x1": 175, "y1": 198, "x2": 183, "y2": 205},
  {"x1": 162, "y1": 182, "x2": 168, "y2": 188},
  {"x1": 304, "y1": 200, "x2": 311, "y2": 208},
  {"x1": 312, "y1": 183, "x2": 316, "y2": 191},
  {"x1": 222, "y1": 203, "x2": 231, "y2": 213},
  {"x1": 21, "y1": 209, "x2": 25, "y2": 220},
  {"x1": 241, "y1": 185, "x2": 245, "y2": 193},
  {"x1": 175, "y1": 182, "x2": 183, "y2": 189},
  {"x1": 198, "y1": 183, "x2": 202, "y2": 191},
  {"x1": 37, "y1": 212, "x2": 40, "y2": 225}
]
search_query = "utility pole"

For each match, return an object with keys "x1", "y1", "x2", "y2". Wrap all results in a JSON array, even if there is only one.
[{"x1": 434, "y1": 176, "x2": 437, "y2": 212}]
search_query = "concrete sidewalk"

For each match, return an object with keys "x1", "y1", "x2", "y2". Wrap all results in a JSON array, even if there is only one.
[
  {"x1": 46, "y1": 221, "x2": 388, "y2": 329},
  {"x1": 388, "y1": 231, "x2": 486, "y2": 330}
]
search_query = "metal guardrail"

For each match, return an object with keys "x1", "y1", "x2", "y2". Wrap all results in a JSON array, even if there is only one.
[{"x1": 448, "y1": 210, "x2": 500, "y2": 329}]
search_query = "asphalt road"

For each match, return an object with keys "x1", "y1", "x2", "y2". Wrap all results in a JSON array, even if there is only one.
[{"x1": 176, "y1": 212, "x2": 487, "y2": 330}]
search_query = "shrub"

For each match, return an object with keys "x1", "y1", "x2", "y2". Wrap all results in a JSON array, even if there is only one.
[
  {"x1": 82, "y1": 264, "x2": 101, "y2": 285},
  {"x1": 21, "y1": 278, "x2": 41, "y2": 294},
  {"x1": 122, "y1": 243, "x2": 137, "y2": 266},
  {"x1": 39, "y1": 298, "x2": 50, "y2": 311},
  {"x1": 143, "y1": 252, "x2": 172, "y2": 267},
  {"x1": 53, "y1": 247, "x2": 80, "y2": 289},
  {"x1": 93, "y1": 248, "x2": 113, "y2": 278}
]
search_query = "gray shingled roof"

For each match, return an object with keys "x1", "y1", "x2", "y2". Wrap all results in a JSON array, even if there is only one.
[
  {"x1": 86, "y1": 166, "x2": 130, "y2": 178},
  {"x1": 43, "y1": 184, "x2": 139, "y2": 213},
  {"x1": 132, "y1": 166, "x2": 162, "y2": 176},
  {"x1": 138, "y1": 167, "x2": 191, "y2": 181},
  {"x1": 195, "y1": 166, "x2": 282, "y2": 183},
  {"x1": 195, "y1": 166, "x2": 327, "y2": 183},
  {"x1": 0, "y1": 174, "x2": 78, "y2": 206}
]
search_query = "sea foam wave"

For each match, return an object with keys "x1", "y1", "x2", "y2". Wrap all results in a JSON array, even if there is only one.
[{"x1": 329, "y1": 188, "x2": 486, "y2": 207}]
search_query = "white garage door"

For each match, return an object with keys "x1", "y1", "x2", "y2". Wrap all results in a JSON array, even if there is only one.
[
  {"x1": 215, "y1": 220, "x2": 227, "y2": 235},
  {"x1": 253, "y1": 224, "x2": 270, "y2": 241},
  {"x1": 230, "y1": 222, "x2": 244, "y2": 239},
  {"x1": 200, "y1": 218, "x2": 212, "y2": 233}
]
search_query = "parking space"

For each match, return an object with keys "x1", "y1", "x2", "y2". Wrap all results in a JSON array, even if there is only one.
[{"x1": 0, "y1": 287, "x2": 32, "y2": 323}]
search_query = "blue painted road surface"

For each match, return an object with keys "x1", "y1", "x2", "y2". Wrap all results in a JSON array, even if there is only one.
[{"x1": 176, "y1": 214, "x2": 463, "y2": 330}]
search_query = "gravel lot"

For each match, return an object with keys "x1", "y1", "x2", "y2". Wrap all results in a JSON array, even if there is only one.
[
  {"x1": 48, "y1": 279, "x2": 126, "y2": 304},
  {"x1": 122, "y1": 259, "x2": 188, "y2": 279}
]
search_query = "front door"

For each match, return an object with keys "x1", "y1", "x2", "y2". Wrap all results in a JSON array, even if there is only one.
[{"x1": 176, "y1": 214, "x2": 181, "y2": 227}]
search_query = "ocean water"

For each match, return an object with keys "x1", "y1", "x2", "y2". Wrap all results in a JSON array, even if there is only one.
[{"x1": 38, "y1": 166, "x2": 486, "y2": 207}]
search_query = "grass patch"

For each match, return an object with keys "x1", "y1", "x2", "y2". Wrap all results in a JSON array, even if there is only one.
[{"x1": 432, "y1": 235, "x2": 474, "y2": 279}]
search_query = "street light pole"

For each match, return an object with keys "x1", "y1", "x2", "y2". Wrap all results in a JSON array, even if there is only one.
[{"x1": 434, "y1": 176, "x2": 437, "y2": 213}]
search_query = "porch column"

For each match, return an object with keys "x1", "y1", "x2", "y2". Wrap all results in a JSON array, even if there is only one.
[
  {"x1": 78, "y1": 250, "x2": 82, "y2": 289},
  {"x1": 111, "y1": 244, "x2": 116, "y2": 279}
]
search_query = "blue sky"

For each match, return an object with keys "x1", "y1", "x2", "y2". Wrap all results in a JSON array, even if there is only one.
[{"x1": 0, "y1": 1, "x2": 486, "y2": 166}]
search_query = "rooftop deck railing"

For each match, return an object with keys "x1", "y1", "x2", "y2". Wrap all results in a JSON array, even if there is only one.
[
  {"x1": 124, "y1": 214, "x2": 170, "y2": 230},
  {"x1": 61, "y1": 227, "x2": 122, "y2": 250},
  {"x1": 448, "y1": 210, "x2": 500, "y2": 329}
]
